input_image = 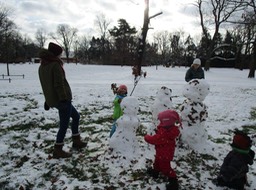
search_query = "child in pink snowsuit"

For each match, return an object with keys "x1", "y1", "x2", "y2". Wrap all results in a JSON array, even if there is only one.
[{"x1": 144, "y1": 109, "x2": 181, "y2": 190}]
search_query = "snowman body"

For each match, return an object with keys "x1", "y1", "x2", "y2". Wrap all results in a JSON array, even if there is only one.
[
  {"x1": 180, "y1": 79, "x2": 210, "y2": 151},
  {"x1": 151, "y1": 86, "x2": 173, "y2": 130},
  {"x1": 109, "y1": 96, "x2": 140, "y2": 160}
]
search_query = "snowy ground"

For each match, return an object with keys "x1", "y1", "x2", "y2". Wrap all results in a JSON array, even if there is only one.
[{"x1": 0, "y1": 63, "x2": 255, "y2": 190}]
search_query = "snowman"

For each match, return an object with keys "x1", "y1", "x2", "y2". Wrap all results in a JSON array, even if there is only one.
[
  {"x1": 150, "y1": 86, "x2": 173, "y2": 133},
  {"x1": 180, "y1": 79, "x2": 210, "y2": 152},
  {"x1": 109, "y1": 96, "x2": 140, "y2": 161}
]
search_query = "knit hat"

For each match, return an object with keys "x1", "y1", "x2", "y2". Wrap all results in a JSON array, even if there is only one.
[
  {"x1": 48, "y1": 42, "x2": 63, "y2": 56},
  {"x1": 231, "y1": 130, "x2": 252, "y2": 150},
  {"x1": 117, "y1": 84, "x2": 128, "y2": 94},
  {"x1": 192, "y1": 58, "x2": 201, "y2": 66},
  {"x1": 158, "y1": 109, "x2": 182, "y2": 127}
]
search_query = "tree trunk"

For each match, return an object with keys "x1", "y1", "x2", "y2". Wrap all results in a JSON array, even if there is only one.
[
  {"x1": 248, "y1": 40, "x2": 256, "y2": 78},
  {"x1": 136, "y1": 0, "x2": 149, "y2": 76},
  {"x1": 7, "y1": 63, "x2": 10, "y2": 76}
]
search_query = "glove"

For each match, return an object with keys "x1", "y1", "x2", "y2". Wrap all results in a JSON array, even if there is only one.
[{"x1": 44, "y1": 102, "x2": 50, "y2": 111}]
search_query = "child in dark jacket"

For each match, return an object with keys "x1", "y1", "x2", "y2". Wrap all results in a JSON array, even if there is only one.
[
  {"x1": 144, "y1": 109, "x2": 181, "y2": 190},
  {"x1": 216, "y1": 130, "x2": 255, "y2": 190},
  {"x1": 185, "y1": 58, "x2": 205, "y2": 82}
]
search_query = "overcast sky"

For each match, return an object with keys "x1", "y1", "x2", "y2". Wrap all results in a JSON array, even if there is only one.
[{"x1": 1, "y1": 0, "x2": 201, "y2": 44}]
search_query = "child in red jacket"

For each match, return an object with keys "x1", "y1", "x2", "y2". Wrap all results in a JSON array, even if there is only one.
[{"x1": 144, "y1": 109, "x2": 181, "y2": 190}]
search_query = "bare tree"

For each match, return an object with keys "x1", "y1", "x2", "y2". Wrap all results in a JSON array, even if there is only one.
[
  {"x1": 196, "y1": 0, "x2": 244, "y2": 69},
  {"x1": 153, "y1": 30, "x2": 171, "y2": 65},
  {"x1": 76, "y1": 36, "x2": 91, "y2": 64},
  {"x1": 135, "y1": 0, "x2": 162, "y2": 77},
  {"x1": 50, "y1": 24, "x2": 78, "y2": 63},
  {"x1": 240, "y1": 0, "x2": 256, "y2": 78},
  {"x1": 35, "y1": 28, "x2": 47, "y2": 49},
  {"x1": 94, "y1": 13, "x2": 111, "y2": 40},
  {"x1": 94, "y1": 13, "x2": 112, "y2": 63},
  {"x1": 0, "y1": 3, "x2": 17, "y2": 75},
  {"x1": 0, "y1": 2, "x2": 13, "y2": 33},
  {"x1": 226, "y1": 0, "x2": 256, "y2": 77}
]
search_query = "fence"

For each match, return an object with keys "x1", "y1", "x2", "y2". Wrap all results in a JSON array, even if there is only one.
[{"x1": 0, "y1": 74, "x2": 25, "y2": 83}]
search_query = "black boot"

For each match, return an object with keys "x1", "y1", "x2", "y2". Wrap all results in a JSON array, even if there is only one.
[
  {"x1": 72, "y1": 134, "x2": 87, "y2": 150},
  {"x1": 146, "y1": 168, "x2": 159, "y2": 179},
  {"x1": 53, "y1": 143, "x2": 72, "y2": 159},
  {"x1": 166, "y1": 177, "x2": 179, "y2": 190}
]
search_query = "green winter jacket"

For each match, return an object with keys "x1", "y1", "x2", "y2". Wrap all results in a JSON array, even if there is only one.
[
  {"x1": 112, "y1": 95, "x2": 125, "y2": 120},
  {"x1": 38, "y1": 49, "x2": 72, "y2": 108}
]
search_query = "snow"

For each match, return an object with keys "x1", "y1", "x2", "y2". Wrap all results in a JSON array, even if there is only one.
[{"x1": 0, "y1": 63, "x2": 256, "y2": 190}]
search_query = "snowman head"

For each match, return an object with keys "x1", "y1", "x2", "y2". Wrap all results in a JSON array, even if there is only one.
[
  {"x1": 182, "y1": 79, "x2": 210, "y2": 102},
  {"x1": 121, "y1": 96, "x2": 139, "y2": 116},
  {"x1": 156, "y1": 86, "x2": 172, "y2": 102}
]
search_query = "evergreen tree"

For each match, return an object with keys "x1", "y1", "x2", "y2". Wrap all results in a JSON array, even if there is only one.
[{"x1": 109, "y1": 19, "x2": 137, "y2": 65}]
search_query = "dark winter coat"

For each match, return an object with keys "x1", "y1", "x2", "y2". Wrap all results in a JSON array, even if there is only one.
[
  {"x1": 38, "y1": 49, "x2": 72, "y2": 108},
  {"x1": 144, "y1": 124, "x2": 180, "y2": 161},
  {"x1": 185, "y1": 67, "x2": 205, "y2": 82},
  {"x1": 218, "y1": 149, "x2": 255, "y2": 188}
]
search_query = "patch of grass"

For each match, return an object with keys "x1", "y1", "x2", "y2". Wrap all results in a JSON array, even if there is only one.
[
  {"x1": 0, "y1": 123, "x2": 58, "y2": 134},
  {"x1": 131, "y1": 169, "x2": 147, "y2": 181},
  {"x1": 81, "y1": 126, "x2": 96, "y2": 133},
  {"x1": 176, "y1": 149, "x2": 219, "y2": 186},
  {"x1": 39, "y1": 123, "x2": 58, "y2": 130},
  {"x1": 5, "y1": 123, "x2": 36, "y2": 132},
  {"x1": 8, "y1": 138, "x2": 30, "y2": 151},
  {"x1": 136, "y1": 124, "x2": 147, "y2": 136},
  {"x1": 23, "y1": 99, "x2": 38, "y2": 111},
  {"x1": 250, "y1": 107, "x2": 256, "y2": 120},
  {"x1": 94, "y1": 116, "x2": 112, "y2": 124},
  {"x1": 15, "y1": 155, "x2": 30, "y2": 168},
  {"x1": 0, "y1": 181, "x2": 11, "y2": 190},
  {"x1": 61, "y1": 164, "x2": 88, "y2": 181},
  {"x1": 209, "y1": 135, "x2": 229, "y2": 144},
  {"x1": 241, "y1": 125, "x2": 256, "y2": 134},
  {"x1": 200, "y1": 154, "x2": 218, "y2": 161},
  {"x1": 0, "y1": 117, "x2": 6, "y2": 123}
]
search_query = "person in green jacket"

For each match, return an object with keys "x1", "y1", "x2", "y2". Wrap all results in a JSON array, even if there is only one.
[
  {"x1": 185, "y1": 58, "x2": 205, "y2": 82},
  {"x1": 110, "y1": 84, "x2": 128, "y2": 137},
  {"x1": 38, "y1": 42, "x2": 87, "y2": 159}
]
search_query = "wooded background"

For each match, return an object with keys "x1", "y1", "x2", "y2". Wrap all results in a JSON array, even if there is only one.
[{"x1": 0, "y1": 0, "x2": 255, "y2": 77}]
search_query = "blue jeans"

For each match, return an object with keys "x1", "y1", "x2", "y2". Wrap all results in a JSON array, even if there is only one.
[
  {"x1": 110, "y1": 121, "x2": 117, "y2": 138},
  {"x1": 55, "y1": 101, "x2": 80, "y2": 143}
]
